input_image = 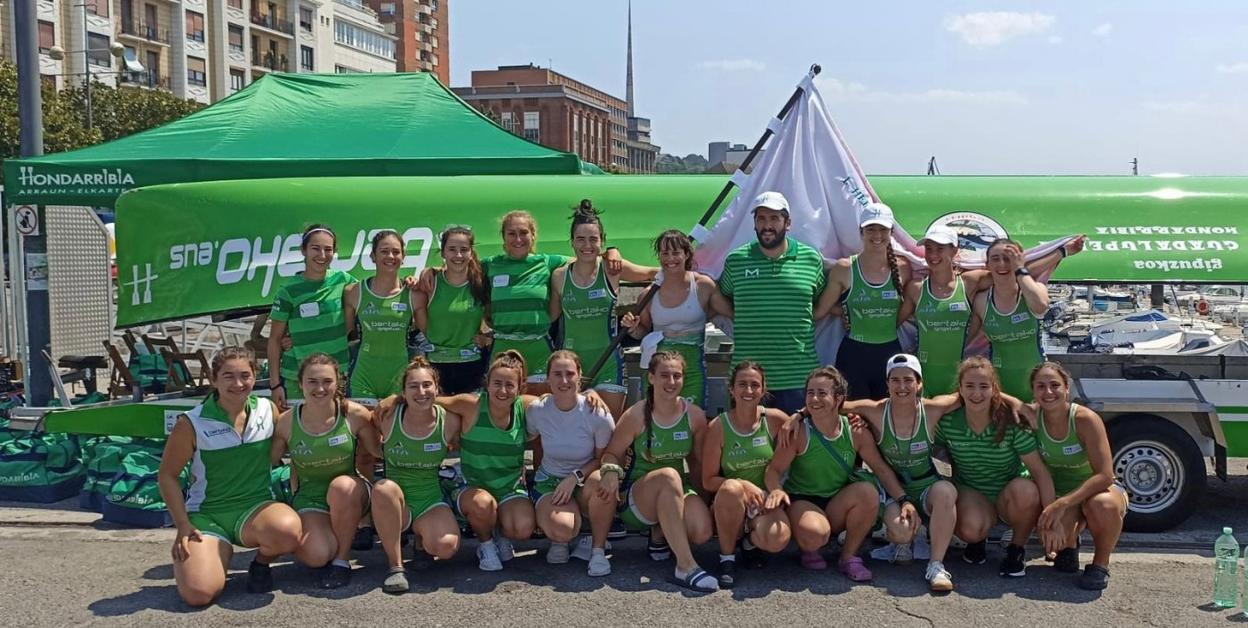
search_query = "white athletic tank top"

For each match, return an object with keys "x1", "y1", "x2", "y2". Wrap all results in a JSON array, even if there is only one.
[{"x1": 650, "y1": 274, "x2": 705, "y2": 336}]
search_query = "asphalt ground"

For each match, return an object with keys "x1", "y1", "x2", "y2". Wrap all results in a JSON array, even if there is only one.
[{"x1": 0, "y1": 459, "x2": 1245, "y2": 627}]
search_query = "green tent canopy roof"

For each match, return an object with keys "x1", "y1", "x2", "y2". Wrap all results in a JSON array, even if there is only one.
[{"x1": 3, "y1": 72, "x2": 600, "y2": 207}]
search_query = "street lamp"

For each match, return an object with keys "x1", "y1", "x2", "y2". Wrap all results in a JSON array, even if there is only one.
[{"x1": 46, "y1": 40, "x2": 127, "y2": 130}]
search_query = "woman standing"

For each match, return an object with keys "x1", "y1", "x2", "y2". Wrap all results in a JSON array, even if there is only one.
[
  {"x1": 159, "y1": 347, "x2": 302, "y2": 606},
  {"x1": 700, "y1": 361, "x2": 790, "y2": 588},
  {"x1": 268, "y1": 224, "x2": 358, "y2": 408},
  {"x1": 598, "y1": 351, "x2": 717, "y2": 592},
  {"x1": 934, "y1": 357, "x2": 1056, "y2": 578},
  {"x1": 550, "y1": 201, "x2": 657, "y2": 417},
  {"x1": 622, "y1": 230, "x2": 729, "y2": 407},
  {"x1": 1029, "y1": 362, "x2": 1127, "y2": 590},
  {"x1": 412, "y1": 226, "x2": 490, "y2": 395},
  {"x1": 842, "y1": 354, "x2": 961, "y2": 592},
  {"x1": 817, "y1": 204, "x2": 912, "y2": 400},
  {"x1": 270, "y1": 354, "x2": 379, "y2": 589},
  {"x1": 764, "y1": 366, "x2": 916, "y2": 583},
  {"x1": 371, "y1": 358, "x2": 463, "y2": 593},
  {"x1": 346, "y1": 230, "x2": 413, "y2": 399},
  {"x1": 526, "y1": 350, "x2": 617, "y2": 577},
  {"x1": 969, "y1": 239, "x2": 1051, "y2": 401}
]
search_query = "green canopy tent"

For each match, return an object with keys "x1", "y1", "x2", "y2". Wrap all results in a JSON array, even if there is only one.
[{"x1": 3, "y1": 72, "x2": 600, "y2": 207}]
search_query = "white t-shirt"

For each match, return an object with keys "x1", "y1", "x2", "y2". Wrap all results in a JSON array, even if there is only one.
[{"x1": 526, "y1": 394, "x2": 614, "y2": 478}]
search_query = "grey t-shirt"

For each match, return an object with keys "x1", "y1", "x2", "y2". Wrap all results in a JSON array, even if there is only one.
[{"x1": 526, "y1": 394, "x2": 614, "y2": 478}]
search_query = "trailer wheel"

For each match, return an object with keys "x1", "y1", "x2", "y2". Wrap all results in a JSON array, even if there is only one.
[{"x1": 1107, "y1": 415, "x2": 1206, "y2": 533}]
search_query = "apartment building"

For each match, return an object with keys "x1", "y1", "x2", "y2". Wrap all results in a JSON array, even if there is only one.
[
  {"x1": 1, "y1": 0, "x2": 397, "y2": 105},
  {"x1": 366, "y1": 0, "x2": 447, "y2": 85}
]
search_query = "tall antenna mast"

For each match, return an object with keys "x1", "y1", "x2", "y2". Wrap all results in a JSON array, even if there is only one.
[{"x1": 626, "y1": 0, "x2": 635, "y2": 117}]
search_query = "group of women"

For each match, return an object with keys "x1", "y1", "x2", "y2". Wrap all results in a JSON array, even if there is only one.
[{"x1": 159, "y1": 200, "x2": 1124, "y2": 606}]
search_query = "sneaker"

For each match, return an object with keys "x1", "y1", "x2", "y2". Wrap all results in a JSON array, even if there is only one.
[
  {"x1": 352, "y1": 526, "x2": 377, "y2": 551},
  {"x1": 648, "y1": 535, "x2": 671, "y2": 562},
  {"x1": 717, "y1": 558, "x2": 737, "y2": 589},
  {"x1": 495, "y1": 534, "x2": 515, "y2": 562},
  {"x1": 999, "y1": 544, "x2": 1027, "y2": 577},
  {"x1": 320, "y1": 564, "x2": 351, "y2": 589},
  {"x1": 870, "y1": 543, "x2": 897, "y2": 562},
  {"x1": 925, "y1": 561, "x2": 954, "y2": 593},
  {"x1": 546, "y1": 542, "x2": 571, "y2": 564},
  {"x1": 607, "y1": 520, "x2": 629, "y2": 540},
  {"x1": 246, "y1": 560, "x2": 274, "y2": 594},
  {"x1": 382, "y1": 568, "x2": 409, "y2": 594},
  {"x1": 476, "y1": 541, "x2": 503, "y2": 572},
  {"x1": 998, "y1": 529, "x2": 1014, "y2": 549},
  {"x1": 892, "y1": 542, "x2": 914, "y2": 565},
  {"x1": 571, "y1": 536, "x2": 609, "y2": 561},
  {"x1": 1078, "y1": 564, "x2": 1110, "y2": 591},
  {"x1": 1054, "y1": 547, "x2": 1080, "y2": 573},
  {"x1": 587, "y1": 551, "x2": 612, "y2": 577},
  {"x1": 962, "y1": 540, "x2": 987, "y2": 565},
  {"x1": 949, "y1": 535, "x2": 968, "y2": 550}
]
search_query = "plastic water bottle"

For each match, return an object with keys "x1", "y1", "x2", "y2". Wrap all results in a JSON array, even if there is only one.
[
  {"x1": 1243, "y1": 544, "x2": 1248, "y2": 617},
  {"x1": 1213, "y1": 527, "x2": 1239, "y2": 608}
]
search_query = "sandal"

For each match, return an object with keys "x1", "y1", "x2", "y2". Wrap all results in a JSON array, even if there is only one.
[
  {"x1": 838, "y1": 556, "x2": 873, "y2": 582},
  {"x1": 1078, "y1": 564, "x2": 1110, "y2": 591},
  {"x1": 800, "y1": 550, "x2": 828, "y2": 570},
  {"x1": 673, "y1": 567, "x2": 720, "y2": 593}
]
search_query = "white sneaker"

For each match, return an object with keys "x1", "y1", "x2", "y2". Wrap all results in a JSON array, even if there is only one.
[
  {"x1": 546, "y1": 542, "x2": 571, "y2": 564},
  {"x1": 571, "y1": 536, "x2": 611, "y2": 561},
  {"x1": 949, "y1": 535, "x2": 967, "y2": 550},
  {"x1": 495, "y1": 534, "x2": 515, "y2": 562},
  {"x1": 892, "y1": 542, "x2": 914, "y2": 565},
  {"x1": 476, "y1": 541, "x2": 503, "y2": 572},
  {"x1": 587, "y1": 551, "x2": 612, "y2": 577},
  {"x1": 926, "y1": 561, "x2": 954, "y2": 592}
]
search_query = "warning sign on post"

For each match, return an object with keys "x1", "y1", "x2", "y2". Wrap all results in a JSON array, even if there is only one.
[{"x1": 15, "y1": 205, "x2": 39, "y2": 236}]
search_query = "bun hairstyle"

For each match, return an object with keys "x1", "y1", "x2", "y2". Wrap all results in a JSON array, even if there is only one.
[
  {"x1": 439, "y1": 225, "x2": 489, "y2": 306},
  {"x1": 956, "y1": 356, "x2": 1020, "y2": 443},
  {"x1": 397, "y1": 356, "x2": 440, "y2": 411},
  {"x1": 301, "y1": 223, "x2": 338, "y2": 251},
  {"x1": 653, "y1": 229, "x2": 694, "y2": 271},
  {"x1": 210, "y1": 346, "x2": 258, "y2": 380},
  {"x1": 569, "y1": 199, "x2": 606, "y2": 241},
  {"x1": 486, "y1": 349, "x2": 528, "y2": 388},
  {"x1": 296, "y1": 353, "x2": 345, "y2": 405}
]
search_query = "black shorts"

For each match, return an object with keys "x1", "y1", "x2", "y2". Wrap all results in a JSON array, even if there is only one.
[
  {"x1": 834, "y1": 337, "x2": 904, "y2": 401},
  {"x1": 433, "y1": 358, "x2": 486, "y2": 395},
  {"x1": 789, "y1": 493, "x2": 832, "y2": 511}
]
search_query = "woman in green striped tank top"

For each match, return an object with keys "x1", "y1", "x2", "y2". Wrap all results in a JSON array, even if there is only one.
[
  {"x1": 842, "y1": 354, "x2": 963, "y2": 592},
  {"x1": 270, "y1": 354, "x2": 380, "y2": 589},
  {"x1": 699, "y1": 361, "x2": 791, "y2": 589},
  {"x1": 345, "y1": 230, "x2": 413, "y2": 400},
  {"x1": 370, "y1": 358, "x2": 464, "y2": 594},
  {"x1": 764, "y1": 366, "x2": 913, "y2": 583},
  {"x1": 599, "y1": 351, "x2": 718, "y2": 592},
  {"x1": 1024, "y1": 362, "x2": 1126, "y2": 591}
]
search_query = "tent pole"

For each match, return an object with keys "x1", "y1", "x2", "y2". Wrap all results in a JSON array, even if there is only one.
[{"x1": 582, "y1": 65, "x2": 821, "y2": 387}]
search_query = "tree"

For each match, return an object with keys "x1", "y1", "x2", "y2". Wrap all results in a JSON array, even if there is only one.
[{"x1": 655, "y1": 152, "x2": 709, "y2": 174}]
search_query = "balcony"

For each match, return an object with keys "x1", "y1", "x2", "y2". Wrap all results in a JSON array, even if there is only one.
[
  {"x1": 120, "y1": 71, "x2": 169, "y2": 90},
  {"x1": 251, "y1": 50, "x2": 289, "y2": 72},
  {"x1": 335, "y1": 0, "x2": 377, "y2": 18},
  {"x1": 251, "y1": 11, "x2": 294, "y2": 36},
  {"x1": 119, "y1": 20, "x2": 171, "y2": 45}
]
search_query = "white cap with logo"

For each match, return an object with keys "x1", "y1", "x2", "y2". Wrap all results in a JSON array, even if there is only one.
[
  {"x1": 859, "y1": 202, "x2": 895, "y2": 229},
  {"x1": 752, "y1": 191, "x2": 790, "y2": 215},
  {"x1": 918, "y1": 224, "x2": 959, "y2": 247},
  {"x1": 885, "y1": 353, "x2": 923, "y2": 379}
]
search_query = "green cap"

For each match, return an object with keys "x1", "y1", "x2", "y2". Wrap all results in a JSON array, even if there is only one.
[{"x1": 1225, "y1": 527, "x2": 1233, "y2": 535}]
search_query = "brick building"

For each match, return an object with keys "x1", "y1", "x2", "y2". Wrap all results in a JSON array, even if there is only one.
[{"x1": 367, "y1": 0, "x2": 448, "y2": 85}]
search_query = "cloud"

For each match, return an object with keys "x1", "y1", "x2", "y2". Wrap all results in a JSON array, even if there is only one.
[
  {"x1": 1047, "y1": 35, "x2": 1064, "y2": 45},
  {"x1": 1141, "y1": 98, "x2": 1228, "y2": 115},
  {"x1": 1216, "y1": 62, "x2": 1248, "y2": 74},
  {"x1": 1092, "y1": 23, "x2": 1113, "y2": 37},
  {"x1": 696, "y1": 59, "x2": 766, "y2": 72},
  {"x1": 816, "y1": 77, "x2": 1028, "y2": 105},
  {"x1": 944, "y1": 12, "x2": 1056, "y2": 47}
]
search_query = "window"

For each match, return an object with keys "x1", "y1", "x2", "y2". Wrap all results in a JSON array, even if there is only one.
[
  {"x1": 87, "y1": 33, "x2": 111, "y2": 67},
  {"x1": 227, "y1": 0, "x2": 242, "y2": 8},
  {"x1": 38, "y1": 21, "x2": 54, "y2": 53},
  {"x1": 230, "y1": 68, "x2": 246, "y2": 91},
  {"x1": 186, "y1": 10, "x2": 205, "y2": 42},
  {"x1": 500, "y1": 111, "x2": 514, "y2": 132},
  {"x1": 333, "y1": 19, "x2": 395, "y2": 59},
  {"x1": 299, "y1": 7, "x2": 313, "y2": 32},
  {"x1": 523, "y1": 111, "x2": 540, "y2": 142},
  {"x1": 86, "y1": 0, "x2": 108, "y2": 18},
  {"x1": 300, "y1": 45, "x2": 314, "y2": 71},
  {"x1": 335, "y1": 64, "x2": 365, "y2": 73},
  {"x1": 187, "y1": 56, "x2": 207, "y2": 86},
  {"x1": 228, "y1": 25, "x2": 244, "y2": 52},
  {"x1": 379, "y1": 2, "x2": 395, "y2": 16}
]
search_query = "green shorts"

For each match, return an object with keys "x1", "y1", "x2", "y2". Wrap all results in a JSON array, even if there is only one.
[
  {"x1": 528, "y1": 469, "x2": 586, "y2": 505},
  {"x1": 349, "y1": 364, "x2": 404, "y2": 400},
  {"x1": 451, "y1": 483, "x2": 529, "y2": 517},
  {"x1": 618, "y1": 475, "x2": 699, "y2": 531},
  {"x1": 402, "y1": 498, "x2": 451, "y2": 530},
  {"x1": 492, "y1": 336, "x2": 552, "y2": 384},
  {"x1": 290, "y1": 476, "x2": 370, "y2": 514},
  {"x1": 189, "y1": 501, "x2": 274, "y2": 547}
]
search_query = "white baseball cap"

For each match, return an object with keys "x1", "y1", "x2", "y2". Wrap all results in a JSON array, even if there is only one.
[
  {"x1": 752, "y1": 191, "x2": 790, "y2": 215},
  {"x1": 885, "y1": 353, "x2": 923, "y2": 379},
  {"x1": 859, "y1": 202, "x2": 895, "y2": 229},
  {"x1": 918, "y1": 224, "x2": 959, "y2": 247}
]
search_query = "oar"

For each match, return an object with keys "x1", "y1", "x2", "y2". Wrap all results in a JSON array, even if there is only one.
[{"x1": 582, "y1": 64, "x2": 822, "y2": 387}]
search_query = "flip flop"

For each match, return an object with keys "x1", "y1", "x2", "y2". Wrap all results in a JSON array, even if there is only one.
[{"x1": 671, "y1": 567, "x2": 720, "y2": 593}]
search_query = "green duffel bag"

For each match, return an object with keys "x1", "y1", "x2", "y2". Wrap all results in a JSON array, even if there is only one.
[
  {"x1": 101, "y1": 450, "x2": 187, "y2": 528},
  {"x1": 0, "y1": 432, "x2": 84, "y2": 503},
  {"x1": 270, "y1": 464, "x2": 293, "y2": 505},
  {"x1": 79, "y1": 436, "x2": 164, "y2": 512}
]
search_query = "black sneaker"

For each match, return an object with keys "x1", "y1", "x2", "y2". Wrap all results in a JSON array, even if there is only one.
[
  {"x1": 962, "y1": 540, "x2": 987, "y2": 565},
  {"x1": 742, "y1": 544, "x2": 768, "y2": 570},
  {"x1": 717, "y1": 558, "x2": 737, "y2": 589},
  {"x1": 352, "y1": 526, "x2": 376, "y2": 551},
  {"x1": 246, "y1": 560, "x2": 274, "y2": 594},
  {"x1": 607, "y1": 520, "x2": 629, "y2": 540},
  {"x1": 1078, "y1": 564, "x2": 1110, "y2": 590},
  {"x1": 648, "y1": 531, "x2": 671, "y2": 562},
  {"x1": 999, "y1": 544, "x2": 1027, "y2": 577},
  {"x1": 1054, "y1": 547, "x2": 1080, "y2": 573},
  {"x1": 321, "y1": 564, "x2": 351, "y2": 589}
]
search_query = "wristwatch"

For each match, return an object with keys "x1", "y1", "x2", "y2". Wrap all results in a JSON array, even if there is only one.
[
  {"x1": 1014, "y1": 267, "x2": 1031, "y2": 277},
  {"x1": 572, "y1": 469, "x2": 586, "y2": 486}
]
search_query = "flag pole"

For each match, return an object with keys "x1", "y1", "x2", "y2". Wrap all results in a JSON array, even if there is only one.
[{"x1": 582, "y1": 64, "x2": 822, "y2": 387}]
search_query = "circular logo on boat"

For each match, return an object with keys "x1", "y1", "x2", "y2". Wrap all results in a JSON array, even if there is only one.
[{"x1": 928, "y1": 212, "x2": 1009, "y2": 256}]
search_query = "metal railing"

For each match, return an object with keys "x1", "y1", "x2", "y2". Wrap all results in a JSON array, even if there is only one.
[
  {"x1": 119, "y1": 20, "x2": 170, "y2": 44},
  {"x1": 120, "y1": 71, "x2": 169, "y2": 89},
  {"x1": 251, "y1": 11, "x2": 294, "y2": 35},
  {"x1": 251, "y1": 50, "x2": 289, "y2": 72}
]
